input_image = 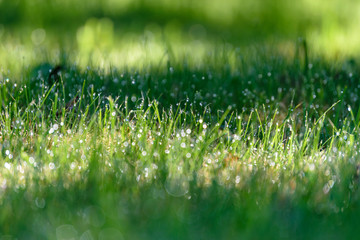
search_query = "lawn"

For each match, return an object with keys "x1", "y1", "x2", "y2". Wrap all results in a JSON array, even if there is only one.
[{"x1": 1, "y1": 1, "x2": 360, "y2": 239}]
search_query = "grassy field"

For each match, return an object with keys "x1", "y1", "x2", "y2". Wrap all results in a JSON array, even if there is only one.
[
  {"x1": 1, "y1": 51, "x2": 360, "y2": 239},
  {"x1": 2, "y1": 1, "x2": 360, "y2": 239}
]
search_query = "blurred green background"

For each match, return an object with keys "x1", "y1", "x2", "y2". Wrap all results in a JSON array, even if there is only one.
[{"x1": 0, "y1": 0, "x2": 359, "y2": 72}]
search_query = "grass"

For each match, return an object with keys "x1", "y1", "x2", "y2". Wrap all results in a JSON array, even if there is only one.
[
  {"x1": 1, "y1": 48, "x2": 360, "y2": 239},
  {"x1": 2, "y1": 2, "x2": 360, "y2": 238}
]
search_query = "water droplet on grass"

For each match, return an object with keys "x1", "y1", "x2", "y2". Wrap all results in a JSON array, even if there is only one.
[
  {"x1": 235, "y1": 175, "x2": 241, "y2": 184},
  {"x1": 309, "y1": 163, "x2": 315, "y2": 171},
  {"x1": 4, "y1": 162, "x2": 11, "y2": 170},
  {"x1": 49, "y1": 162, "x2": 55, "y2": 169}
]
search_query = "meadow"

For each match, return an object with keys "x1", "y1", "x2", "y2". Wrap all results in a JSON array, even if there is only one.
[{"x1": 1, "y1": 0, "x2": 360, "y2": 239}]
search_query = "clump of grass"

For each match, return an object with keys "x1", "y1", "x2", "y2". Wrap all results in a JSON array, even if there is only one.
[{"x1": 1, "y1": 54, "x2": 360, "y2": 239}]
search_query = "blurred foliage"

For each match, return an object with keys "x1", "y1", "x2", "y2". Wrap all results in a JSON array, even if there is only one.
[
  {"x1": 0, "y1": 0, "x2": 357, "y2": 40},
  {"x1": 0, "y1": 0, "x2": 360, "y2": 74}
]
